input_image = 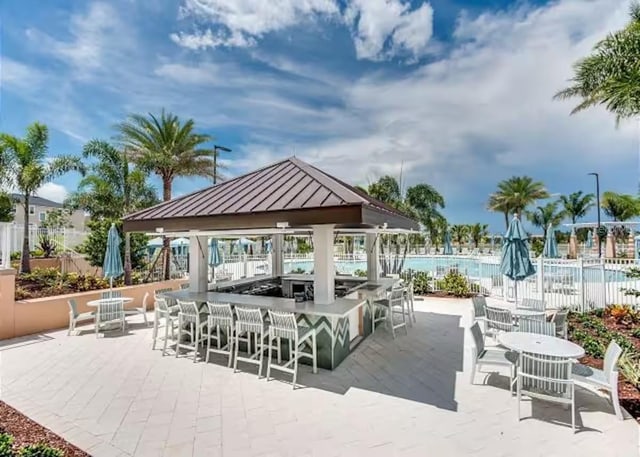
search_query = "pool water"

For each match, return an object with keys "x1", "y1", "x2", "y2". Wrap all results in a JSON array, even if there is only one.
[{"x1": 285, "y1": 257, "x2": 630, "y2": 282}]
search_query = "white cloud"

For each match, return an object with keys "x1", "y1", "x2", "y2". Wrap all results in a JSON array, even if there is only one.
[
  {"x1": 344, "y1": 0, "x2": 434, "y2": 61},
  {"x1": 36, "y1": 183, "x2": 69, "y2": 203},
  {"x1": 173, "y1": 0, "x2": 339, "y2": 49}
]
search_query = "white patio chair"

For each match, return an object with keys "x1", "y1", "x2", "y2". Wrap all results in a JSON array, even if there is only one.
[
  {"x1": 175, "y1": 300, "x2": 207, "y2": 362},
  {"x1": 155, "y1": 288, "x2": 179, "y2": 314},
  {"x1": 551, "y1": 309, "x2": 569, "y2": 339},
  {"x1": 124, "y1": 292, "x2": 150, "y2": 326},
  {"x1": 67, "y1": 298, "x2": 95, "y2": 336},
  {"x1": 95, "y1": 299, "x2": 125, "y2": 338},
  {"x1": 517, "y1": 318, "x2": 555, "y2": 336},
  {"x1": 372, "y1": 287, "x2": 408, "y2": 338},
  {"x1": 266, "y1": 310, "x2": 318, "y2": 389},
  {"x1": 152, "y1": 297, "x2": 179, "y2": 355},
  {"x1": 206, "y1": 302, "x2": 235, "y2": 367},
  {"x1": 517, "y1": 352, "x2": 575, "y2": 431},
  {"x1": 485, "y1": 306, "x2": 513, "y2": 342},
  {"x1": 471, "y1": 295, "x2": 487, "y2": 330},
  {"x1": 234, "y1": 307, "x2": 270, "y2": 377},
  {"x1": 470, "y1": 322, "x2": 518, "y2": 389},
  {"x1": 101, "y1": 290, "x2": 122, "y2": 299},
  {"x1": 517, "y1": 298, "x2": 545, "y2": 312},
  {"x1": 572, "y1": 341, "x2": 624, "y2": 420}
]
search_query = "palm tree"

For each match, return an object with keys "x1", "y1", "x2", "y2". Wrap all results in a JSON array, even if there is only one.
[
  {"x1": 0, "y1": 123, "x2": 85, "y2": 273},
  {"x1": 66, "y1": 140, "x2": 158, "y2": 284},
  {"x1": 601, "y1": 191, "x2": 640, "y2": 221},
  {"x1": 450, "y1": 224, "x2": 469, "y2": 253},
  {"x1": 527, "y1": 201, "x2": 566, "y2": 239},
  {"x1": 554, "y1": 3, "x2": 640, "y2": 124},
  {"x1": 468, "y1": 223, "x2": 489, "y2": 249},
  {"x1": 367, "y1": 176, "x2": 402, "y2": 205},
  {"x1": 405, "y1": 183, "x2": 446, "y2": 240},
  {"x1": 117, "y1": 110, "x2": 216, "y2": 279},
  {"x1": 488, "y1": 176, "x2": 549, "y2": 229},
  {"x1": 560, "y1": 191, "x2": 595, "y2": 224}
]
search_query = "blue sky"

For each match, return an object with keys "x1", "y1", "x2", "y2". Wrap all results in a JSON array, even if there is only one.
[{"x1": 2, "y1": 0, "x2": 638, "y2": 233}]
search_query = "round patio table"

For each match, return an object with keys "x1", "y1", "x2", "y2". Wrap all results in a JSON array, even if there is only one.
[
  {"x1": 498, "y1": 332, "x2": 585, "y2": 358},
  {"x1": 86, "y1": 297, "x2": 134, "y2": 307}
]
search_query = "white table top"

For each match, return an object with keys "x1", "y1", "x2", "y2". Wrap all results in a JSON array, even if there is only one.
[
  {"x1": 498, "y1": 332, "x2": 584, "y2": 358},
  {"x1": 87, "y1": 297, "x2": 134, "y2": 307}
]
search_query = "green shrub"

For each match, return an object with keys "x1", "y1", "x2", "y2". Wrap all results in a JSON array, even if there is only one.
[
  {"x1": 0, "y1": 433, "x2": 14, "y2": 457},
  {"x1": 581, "y1": 337, "x2": 606, "y2": 359},
  {"x1": 289, "y1": 268, "x2": 306, "y2": 274},
  {"x1": 631, "y1": 328, "x2": 640, "y2": 338},
  {"x1": 619, "y1": 352, "x2": 640, "y2": 388},
  {"x1": 440, "y1": 270, "x2": 470, "y2": 297},
  {"x1": 10, "y1": 252, "x2": 20, "y2": 261},
  {"x1": 353, "y1": 269, "x2": 367, "y2": 278},
  {"x1": 18, "y1": 444, "x2": 63, "y2": 457},
  {"x1": 400, "y1": 270, "x2": 432, "y2": 295}
]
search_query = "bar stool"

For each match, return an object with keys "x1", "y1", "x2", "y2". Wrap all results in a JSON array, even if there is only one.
[
  {"x1": 152, "y1": 297, "x2": 179, "y2": 354},
  {"x1": 372, "y1": 286, "x2": 407, "y2": 338},
  {"x1": 233, "y1": 307, "x2": 270, "y2": 377},
  {"x1": 266, "y1": 310, "x2": 317, "y2": 389},
  {"x1": 175, "y1": 300, "x2": 207, "y2": 362},
  {"x1": 205, "y1": 302, "x2": 235, "y2": 367},
  {"x1": 403, "y1": 280, "x2": 417, "y2": 326}
]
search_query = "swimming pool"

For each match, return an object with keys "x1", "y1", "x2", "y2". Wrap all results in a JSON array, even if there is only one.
[{"x1": 285, "y1": 257, "x2": 632, "y2": 282}]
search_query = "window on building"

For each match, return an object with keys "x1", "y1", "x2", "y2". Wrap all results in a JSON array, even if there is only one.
[
  {"x1": 39, "y1": 212, "x2": 46, "y2": 222},
  {"x1": 29, "y1": 205, "x2": 35, "y2": 215}
]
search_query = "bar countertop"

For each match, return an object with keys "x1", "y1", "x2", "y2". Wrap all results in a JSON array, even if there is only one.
[{"x1": 165, "y1": 290, "x2": 367, "y2": 319}]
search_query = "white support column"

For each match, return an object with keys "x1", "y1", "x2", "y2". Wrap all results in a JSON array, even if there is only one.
[
  {"x1": 272, "y1": 234, "x2": 284, "y2": 277},
  {"x1": 312, "y1": 225, "x2": 335, "y2": 304},
  {"x1": 189, "y1": 235, "x2": 208, "y2": 292},
  {"x1": 365, "y1": 233, "x2": 380, "y2": 281}
]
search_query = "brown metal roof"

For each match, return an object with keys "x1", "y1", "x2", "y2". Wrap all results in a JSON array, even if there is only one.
[{"x1": 123, "y1": 157, "x2": 419, "y2": 232}]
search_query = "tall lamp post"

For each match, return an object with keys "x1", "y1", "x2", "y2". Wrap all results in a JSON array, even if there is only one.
[
  {"x1": 213, "y1": 145, "x2": 231, "y2": 185},
  {"x1": 588, "y1": 172, "x2": 602, "y2": 258}
]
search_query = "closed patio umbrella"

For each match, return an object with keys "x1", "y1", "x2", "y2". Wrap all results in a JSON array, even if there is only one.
[
  {"x1": 500, "y1": 215, "x2": 535, "y2": 303},
  {"x1": 443, "y1": 231, "x2": 453, "y2": 255},
  {"x1": 103, "y1": 223, "x2": 124, "y2": 294},
  {"x1": 586, "y1": 230, "x2": 594, "y2": 249},
  {"x1": 543, "y1": 224, "x2": 559, "y2": 258},
  {"x1": 209, "y1": 238, "x2": 222, "y2": 267}
]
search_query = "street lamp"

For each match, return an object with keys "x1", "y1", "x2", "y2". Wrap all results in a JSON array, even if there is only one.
[
  {"x1": 588, "y1": 172, "x2": 602, "y2": 258},
  {"x1": 213, "y1": 145, "x2": 231, "y2": 185}
]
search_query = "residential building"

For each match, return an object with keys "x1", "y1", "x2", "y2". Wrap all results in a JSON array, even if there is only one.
[{"x1": 10, "y1": 194, "x2": 87, "y2": 230}]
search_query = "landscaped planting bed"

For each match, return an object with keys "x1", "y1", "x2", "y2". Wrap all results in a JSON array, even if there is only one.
[
  {"x1": 568, "y1": 306, "x2": 640, "y2": 422},
  {"x1": 0, "y1": 401, "x2": 89, "y2": 456}
]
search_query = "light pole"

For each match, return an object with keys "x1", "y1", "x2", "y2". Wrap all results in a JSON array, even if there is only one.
[
  {"x1": 588, "y1": 172, "x2": 601, "y2": 258},
  {"x1": 213, "y1": 145, "x2": 231, "y2": 185}
]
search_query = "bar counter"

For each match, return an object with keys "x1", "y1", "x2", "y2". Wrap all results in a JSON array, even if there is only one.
[{"x1": 164, "y1": 277, "x2": 396, "y2": 370}]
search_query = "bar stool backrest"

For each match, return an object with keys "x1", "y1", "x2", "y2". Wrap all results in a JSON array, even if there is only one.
[
  {"x1": 235, "y1": 307, "x2": 264, "y2": 333},
  {"x1": 485, "y1": 306, "x2": 512, "y2": 332},
  {"x1": 155, "y1": 297, "x2": 169, "y2": 312},
  {"x1": 268, "y1": 310, "x2": 297, "y2": 340},
  {"x1": 68, "y1": 298, "x2": 80, "y2": 319},
  {"x1": 177, "y1": 300, "x2": 199, "y2": 324},
  {"x1": 603, "y1": 341, "x2": 623, "y2": 385},
  {"x1": 472, "y1": 296, "x2": 486, "y2": 318},
  {"x1": 154, "y1": 288, "x2": 172, "y2": 299},
  {"x1": 207, "y1": 302, "x2": 234, "y2": 327},
  {"x1": 518, "y1": 318, "x2": 555, "y2": 336},
  {"x1": 98, "y1": 299, "x2": 124, "y2": 322},
  {"x1": 389, "y1": 287, "x2": 405, "y2": 306}
]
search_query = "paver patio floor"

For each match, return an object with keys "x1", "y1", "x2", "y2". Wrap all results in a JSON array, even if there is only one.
[{"x1": 0, "y1": 298, "x2": 637, "y2": 457}]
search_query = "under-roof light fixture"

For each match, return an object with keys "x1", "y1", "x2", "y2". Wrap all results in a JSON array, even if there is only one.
[
  {"x1": 155, "y1": 227, "x2": 164, "y2": 233},
  {"x1": 276, "y1": 222, "x2": 289, "y2": 229}
]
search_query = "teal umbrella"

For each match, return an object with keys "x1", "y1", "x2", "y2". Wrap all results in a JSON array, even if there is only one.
[
  {"x1": 586, "y1": 229, "x2": 594, "y2": 249},
  {"x1": 103, "y1": 223, "x2": 124, "y2": 293},
  {"x1": 500, "y1": 216, "x2": 535, "y2": 303},
  {"x1": 543, "y1": 224, "x2": 559, "y2": 258},
  {"x1": 443, "y1": 231, "x2": 453, "y2": 255},
  {"x1": 209, "y1": 238, "x2": 222, "y2": 267}
]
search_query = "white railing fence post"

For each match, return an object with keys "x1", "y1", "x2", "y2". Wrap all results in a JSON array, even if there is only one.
[
  {"x1": 578, "y1": 257, "x2": 585, "y2": 313},
  {"x1": 600, "y1": 258, "x2": 606, "y2": 309},
  {"x1": 537, "y1": 257, "x2": 545, "y2": 305}
]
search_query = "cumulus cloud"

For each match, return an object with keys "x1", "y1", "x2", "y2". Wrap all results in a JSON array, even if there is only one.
[
  {"x1": 172, "y1": 0, "x2": 434, "y2": 61},
  {"x1": 172, "y1": 0, "x2": 339, "y2": 49},
  {"x1": 344, "y1": 0, "x2": 434, "y2": 61}
]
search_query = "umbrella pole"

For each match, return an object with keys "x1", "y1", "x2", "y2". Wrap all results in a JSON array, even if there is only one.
[{"x1": 514, "y1": 280, "x2": 518, "y2": 305}]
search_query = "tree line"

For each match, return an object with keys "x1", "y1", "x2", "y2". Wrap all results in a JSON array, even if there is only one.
[{"x1": 0, "y1": 110, "x2": 222, "y2": 282}]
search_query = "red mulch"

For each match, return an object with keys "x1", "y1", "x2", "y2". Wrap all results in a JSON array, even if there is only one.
[{"x1": 0, "y1": 401, "x2": 89, "y2": 456}]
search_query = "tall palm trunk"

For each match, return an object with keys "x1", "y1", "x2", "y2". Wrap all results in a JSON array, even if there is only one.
[
  {"x1": 124, "y1": 232, "x2": 132, "y2": 285},
  {"x1": 503, "y1": 211, "x2": 509, "y2": 229},
  {"x1": 162, "y1": 177, "x2": 172, "y2": 280},
  {"x1": 20, "y1": 195, "x2": 31, "y2": 273}
]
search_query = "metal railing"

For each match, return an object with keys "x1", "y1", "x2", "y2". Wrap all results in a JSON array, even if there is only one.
[{"x1": 6, "y1": 224, "x2": 89, "y2": 254}]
